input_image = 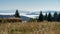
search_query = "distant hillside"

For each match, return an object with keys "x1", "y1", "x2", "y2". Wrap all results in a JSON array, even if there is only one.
[
  {"x1": 0, "y1": 15, "x2": 33, "y2": 21},
  {"x1": 0, "y1": 10, "x2": 60, "y2": 19}
]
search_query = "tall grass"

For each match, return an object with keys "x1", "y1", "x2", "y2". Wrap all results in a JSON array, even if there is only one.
[{"x1": 0, "y1": 21, "x2": 60, "y2": 34}]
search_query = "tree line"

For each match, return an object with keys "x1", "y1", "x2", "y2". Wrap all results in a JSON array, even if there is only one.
[
  {"x1": 38, "y1": 11, "x2": 60, "y2": 22},
  {"x1": 14, "y1": 10, "x2": 60, "y2": 22},
  {"x1": 15, "y1": 10, "x2": 60, "y2": 22}
]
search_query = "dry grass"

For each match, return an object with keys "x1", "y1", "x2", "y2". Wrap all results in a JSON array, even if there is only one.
[{"x1": 0, "y1": 21, "x2": 60, "y2": 34}]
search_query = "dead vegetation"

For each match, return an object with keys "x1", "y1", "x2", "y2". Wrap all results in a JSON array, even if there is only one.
[
  {"x1": 0, "y1": 18, "x2": 22, "y2": 23},
  {"x1": 0, "y1": 21, "x2": 60, "y2": 34}
]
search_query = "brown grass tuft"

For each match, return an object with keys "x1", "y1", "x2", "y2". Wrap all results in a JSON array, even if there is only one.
[{"x1": 0, "y1": 22, "x2": 60, "y2": 34}]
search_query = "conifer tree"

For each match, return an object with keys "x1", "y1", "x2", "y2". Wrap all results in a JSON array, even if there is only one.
[
  {"x1": 47, "y1": 12, "x2": 52, "y2": 21},
  {"x1": 44, "y1": 13, "x2": 47, "y2": 21},
  {"x1": 57, "y1": 13, "x2": 60, "y2": 22},
  {"x1": 38, "y1": 11, "x2": 43, "y2": 21},
  {"x1": 53, "y1": 12, "x2": 58, "y2": 21},
  {"x1": 15, "y1": 10, "x2": 20, "y2": 18}
]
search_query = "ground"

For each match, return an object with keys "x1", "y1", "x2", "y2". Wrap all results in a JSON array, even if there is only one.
[{"x1": 0, "y1": 21, "x2": 60, "y2": 34}]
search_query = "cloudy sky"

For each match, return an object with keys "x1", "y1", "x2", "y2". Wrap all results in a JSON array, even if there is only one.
[{"x1": 0, "y1": 0, "x2": 60, "y2": 11}]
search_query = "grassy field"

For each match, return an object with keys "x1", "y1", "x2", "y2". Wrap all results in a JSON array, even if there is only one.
[{"x1": 0, "y1": 21, "x2": 60, "y2": 34}]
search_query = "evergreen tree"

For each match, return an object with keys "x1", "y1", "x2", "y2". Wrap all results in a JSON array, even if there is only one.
[
  {"x1": 38, "y1": 11, "x2": 43, "y2": 21},
  {"x1": 57, "y1": 13, "x2": 60, "y2": 22},
  {"x1": 53, "y1": 12, "x2": 58, "y2": 21},
  {"x1": 47, "y1": 12, "x2": 52, "y2": 21},
  {"x1": 44, "y1": 13, "x2": 47, "y2": 20},
  {"x1": 15, "y1": 10, "x2": 20, "y2": 18}
]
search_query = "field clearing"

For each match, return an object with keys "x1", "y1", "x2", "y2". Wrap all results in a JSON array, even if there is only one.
[{"x1": 0, "y1": 21, "x2": 60, "y2": 34}]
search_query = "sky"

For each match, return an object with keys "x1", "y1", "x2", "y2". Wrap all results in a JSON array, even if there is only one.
[{"x1": 0, "y1": 0, "x2": 60, "y2": 11}]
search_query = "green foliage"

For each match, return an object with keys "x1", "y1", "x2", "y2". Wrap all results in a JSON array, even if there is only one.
[
  {"x1": 57, "y1": 13, "x2": 60, "y2": 22},
  {"x1": 53, "y1": 12, "x2": 58, "y2": 21},
  {"x1": 33, "y1": 18, "x2": 38, "y2": 22},
  {"x1": 38, "y1": 11, "x2": 60, "y2": 22},
  {"x1": 47, "y1": 12, "x2": 52, "y2": 21},
  {"x1": 44, "y1": 13, "x2": 47, "y2": 20},
  {"x1": 15, "y1": 10, "x2": 20, "y2": 18},
  {"x1": 38, "y1": 11, "x2": 43, "y2": 21}
]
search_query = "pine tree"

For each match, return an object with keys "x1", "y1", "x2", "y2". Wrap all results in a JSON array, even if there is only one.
[
  {"x1": 53, "y1": 12, "x2": 58, "y2": 21},
  {"x1": 44, "y1": 13, "x2": 47, "y2": 20},
  {"x1": 38, "y1": 11, "x2": 43, "y2": 21},
  {"x1": 47, "y1": 12, "x2": 52, "y2": 21},
  {"x1": 57, "y1": 13, "x2": 60, "y2": 22},
  {"x1": 15, "y1": 10, "x2": 20, "y2": 18}
]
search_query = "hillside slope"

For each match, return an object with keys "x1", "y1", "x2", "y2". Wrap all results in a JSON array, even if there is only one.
[{"x1": 0, "y1": 22, "x2": 60, "y2": 34}]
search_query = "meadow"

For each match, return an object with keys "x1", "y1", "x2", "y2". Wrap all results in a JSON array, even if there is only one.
[{"x1": 0, "y1": 21, "x2": 60, "y2": 34}]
